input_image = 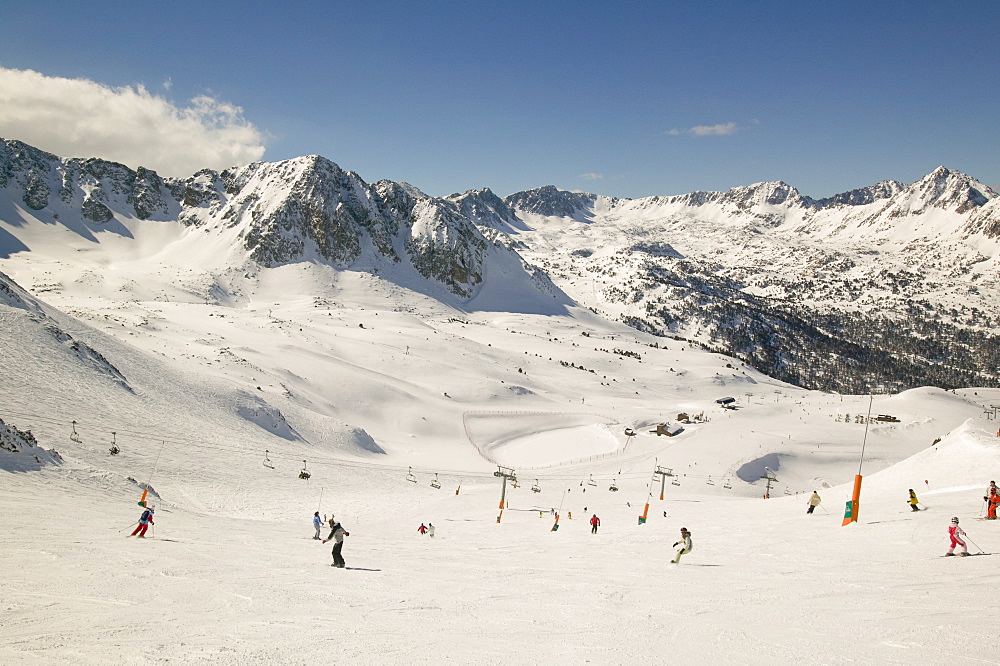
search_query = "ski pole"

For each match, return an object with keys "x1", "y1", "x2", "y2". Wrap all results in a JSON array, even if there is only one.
[
  {"x1": 119, "y1": 521, "x2": 138, "y2": 532},
  {"x1": 965, "y1": 535, "x2": 985, "y2": 554}
]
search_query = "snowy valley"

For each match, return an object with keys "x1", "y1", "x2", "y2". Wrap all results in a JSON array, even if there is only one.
[{"x1": 2, "y1": 138, "x2": 1000, "y2": 664}]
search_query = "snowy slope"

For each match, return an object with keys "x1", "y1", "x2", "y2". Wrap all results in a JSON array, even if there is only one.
[{"x1": 3, "y1": 139, "x2": 1000, "y2": 663}]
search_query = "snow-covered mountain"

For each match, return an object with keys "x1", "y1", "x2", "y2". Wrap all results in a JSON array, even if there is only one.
[
  {"x1": 449, "y1": 168, "x2": 1000, "y2": 393},
  {"x1": 2, "y1": 137, "x2": 998, "y2": 397},
  {"x1": 0, "y1": 138, "x2": 565, "y2": 307}
]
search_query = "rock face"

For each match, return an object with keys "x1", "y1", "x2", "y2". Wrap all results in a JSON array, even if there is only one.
[{"x1": 0, "y1": 140, "x2": 515, "y2": 299}]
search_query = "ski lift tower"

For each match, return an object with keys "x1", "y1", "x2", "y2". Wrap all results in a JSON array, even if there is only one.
[
  {"x1": 652, "y1": 465, "x2": 675, "y2": 501},
  {"x1": 761, "y1": 467, "x2": 778, "y2": 499},
  {"x1": 494, "y1": 466, "x2": 517, "y2": 523}
]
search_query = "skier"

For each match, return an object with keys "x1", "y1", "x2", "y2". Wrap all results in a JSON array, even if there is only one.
[
  {"x1": 807, "y1": 491, "x2": 822, "y2": 514},
  {"x1": 322, "y1": 515, "x2": 350, "y2": 567},
  {"x1": 945, "y1": 517, "x2": 968, "y2": 556},
  {"x1": 418, "y1": 523, "x2": 428, "y2": 535},
  {"x1": 312, "y1": 512, "x2": 323, "y2": 539},
  {"x1": 671, "y1": 527, "x2": 693, "y2": 563},
  {"x1": 129, "y1": 506, "x2": 154, "y2": 538},
  {"x1": 984, "y1": 488, "x2": 999, "y2": 520},
  {"x1": 590, "y1": 514, "x2": 601, "y2": 534},
  {"x1": 908, "y1": 489, "x2": 921, "y2": 512},
  {"x1": 428, "y1": 523, "x2": 435, "y2": 538}
]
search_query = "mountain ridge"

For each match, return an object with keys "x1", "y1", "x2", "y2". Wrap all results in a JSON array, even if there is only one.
[{"x1": 1, "y1": 136, "x2": 997, "y2": 393}]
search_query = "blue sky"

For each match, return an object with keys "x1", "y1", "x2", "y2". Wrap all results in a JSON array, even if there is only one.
[{"x1": 1, "y1": 1, "x2": 997, "y2": 199}]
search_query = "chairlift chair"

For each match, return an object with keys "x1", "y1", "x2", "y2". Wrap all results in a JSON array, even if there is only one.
[
  {"x1": 406, "y1": 466, "x2": 417, "y2": 483},
  {"x1": 723, "y1": 479, "x2": 732, "y2": 489},
  {"x1": 263, "y1": 449, "x2": 274, "y2": 469},
  {"x1": 430, "y1": 473, "x2": 441, "y2": 489},
  {"x1": 609, "y1": 479, "x2": 619, "y2": 492},
  {"x1": 70, "y1": 420, "x2": 83, "y2": 444},
  {"x1": 108, "y1": 431, "x2": 119, "y2": 456},
  {"x1": 299, "y1": 460, "x2": 311, "y2": 480},
  {"x1": 587, "y1": 474, "x2": 597, "y2": 487},
  {"x1": 706, "y1": 476, "x2": 715, "y2": 486},
  {"x1": 671, "y1": 478, "x2": 681, "y2": 486},
  {"x1": 531, "y1": 479, "x2": 541, "y2": 493}
]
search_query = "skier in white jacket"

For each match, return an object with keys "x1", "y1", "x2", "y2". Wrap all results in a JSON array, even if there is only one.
[{"x1": 672, "y1": 527, "x2": 693, "y2": 563}]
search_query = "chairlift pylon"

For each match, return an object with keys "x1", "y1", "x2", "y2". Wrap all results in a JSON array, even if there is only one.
[
  {"x1": 263, "y1": 449, "x2": 274, "y2": 469},
  {"x1": 70, "y1": 420, "x2": 83, "y2": 444},
  {"x1": 430, "y1": 473, "x2": 441, "y2": 489},
  {"x1": 406, "y1": 466, "x2": 417, "y2": 483},
  {"x1": 299, "y1": 460, "x2": 311, "y2": 480}
]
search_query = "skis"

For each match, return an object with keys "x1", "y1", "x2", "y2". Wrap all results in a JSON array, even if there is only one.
[{"x1": 940, "y1": 553, "x2": 991, "y2": 557}]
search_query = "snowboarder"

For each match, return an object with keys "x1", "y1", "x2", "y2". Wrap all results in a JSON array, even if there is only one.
[
  {"x1": 671, "y1": 527, "x2": 693, "y2": 563},
  {"x1": 418, "y1": 523, "x2": 428, "y2": 535},
  {"x1": 129, "y1": 507, "x2": 154, "y2": 538},
  {"x1": 428, "y1": 523, "x2": 435, "y2": 537},
  {"x1": 908, "y1": 489, "x2": 921, "y2": 511},
  {"x1": 590, "y1": 514, "x2": 601, "y2": 534},
  {"x1": 312, "y1": 512, "x2": 323, "y2": 539},
  {"x1": 984, "y1": 488, "x2": 999, "y2": 520},
  {"x1": 807, "y1": 491, "x2": 822, "y2": 514},
  {"x1": 322, "y1": 516, "x2": 350, "y2": 567},
  {"x1": 945, "y1": 517, "x2": 968, "y2": 556}
]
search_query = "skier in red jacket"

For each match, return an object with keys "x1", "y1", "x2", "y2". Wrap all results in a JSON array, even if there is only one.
[{"x1": 590, "y1": 514, "x2": 601, "y2": 534}]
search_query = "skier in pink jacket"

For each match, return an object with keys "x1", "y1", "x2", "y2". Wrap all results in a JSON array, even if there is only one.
[{"x1": 945, "y1": 517, "x2": 968, "y2": 556}]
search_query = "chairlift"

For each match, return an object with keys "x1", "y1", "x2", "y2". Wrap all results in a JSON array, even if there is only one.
[
  {"x1": 430, "y1": 473, "x2": 441, "y2": 489},
  {"x1": 783, "y1": 488, "x2": 792, "y2": 495},
  {"x1": 671, "y1": 478, "x2": 681, "y2": 486},
  {"x1": 108, "y1": 431, "x2": 119, "y2": 456},
  {"x1": 587, "y1": 474, "x2": 597, "y2": 487},
  {"x1": 532, "y1": 479, "x2": 541, "y2": 493},
  {"x1": 706, "y1": 476, "x2": 715, "y2": 486},
  {"x1": 723, "y1": 479, "x2": 732, "y2": 489},
  {"x1": 263, "y1": 449, "x2": 274, "y2": 469},
  {"x1": 70, "y1": 420, "x2": 83, "y2": 444},
  {"x1": 609, "y1": 478, "x2": 619, "y2": 492},
  {"x1": 406, "y1": 466, "x2": 417, "y2": 483},
  {"x1": 299, "y1": 460, "x2": 311, "y2": 480}
]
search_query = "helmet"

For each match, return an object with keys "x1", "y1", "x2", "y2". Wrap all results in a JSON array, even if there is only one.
[
  {"x1": 680, "y1": 527, "x2": 689, "y2": 532},
  {"x1": 951, "y1": 517, "x2": 959, "y2": 523}
]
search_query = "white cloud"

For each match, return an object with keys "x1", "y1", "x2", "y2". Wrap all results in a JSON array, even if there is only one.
[
  {"x1": 580, "y1": 172, "x2": 603, "y2": 180},
  {"x1": 0, "y1": 67, "x2": 266, "y2": 177},
  {"x1": 667, "y1": 121, "x2": 739, "y2": 137}
]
